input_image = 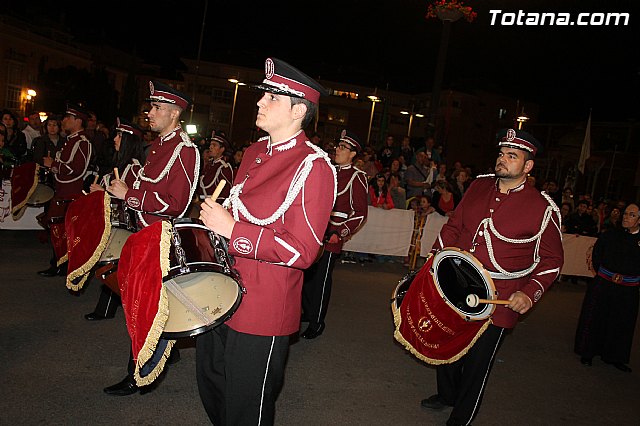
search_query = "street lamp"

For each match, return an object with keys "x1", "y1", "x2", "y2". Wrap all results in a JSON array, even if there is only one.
[
  {"x1": 400, "y1": 108, "x2": 425, "y2": 137},
  {"x1": 228, "y1": 78, "x2": 245, "y2": 141},
  {"x1": 367, "y1": 95, "x2": 381, "y2": 145},
  {"x1": 516, "y1": 105, "x2": 529, "y2": 129}
]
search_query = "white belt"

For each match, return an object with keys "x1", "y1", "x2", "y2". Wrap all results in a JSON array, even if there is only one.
[{"x1": 489, "y1": 269, "x2": 530, "y2": 280}]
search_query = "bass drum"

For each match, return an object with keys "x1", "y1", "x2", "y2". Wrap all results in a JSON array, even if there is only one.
[
  {"x1": 431, "y1": 248, "x2": 497, "y2": 321},
  {"x1": 161, "y1": 218, "x2": 244, "y2": 339}
]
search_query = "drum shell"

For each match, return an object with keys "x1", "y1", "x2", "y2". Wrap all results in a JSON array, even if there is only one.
[{"x1": 161, "y1": 219, "x2": 242, "y2": 339}]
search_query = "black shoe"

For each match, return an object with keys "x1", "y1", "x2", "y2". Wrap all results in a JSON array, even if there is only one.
[
  {"x1": 84, "y1": 312, "x2": 114, "y2": 321},
  {"x1": 167, "y1": 348, "x2": 181, "y2": 365},
  {"x1": 604, "y1": 360, "x2": 632, "y2": 372},
  {"x1": 38, "y1": 266, "x2": 60, "y2": 277},
  {"x1": 580, "y1": 357, "x2": 592, "y2": 366},
  {"x1": 301, "y1": 323, "x2": 325, "y2": 339},
  {"x1": 421, "y1": 394, "x2": 451, "y2": 410},
  {"x1": 103, "y1": 376, "x2": 138, "y2": 396}
]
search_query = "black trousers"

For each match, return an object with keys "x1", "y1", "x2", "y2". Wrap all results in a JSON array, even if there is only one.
[
  {"x1": 91, "y1": 284, "x2": 120, "y2": 317},
  {"x1": 436, "y1": 324, "x2": 505, "y2": 426},
  {"x1": 301, "y1": 251, "x2": 338, "y2": 329},
  {"x1": 195, "y1": 324, "x2": 289, "y2": 426}
]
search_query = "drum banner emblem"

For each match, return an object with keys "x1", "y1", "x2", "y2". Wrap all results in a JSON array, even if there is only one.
[{"x1": 392, "y1": 255, "x2": 491, "y2": 365}]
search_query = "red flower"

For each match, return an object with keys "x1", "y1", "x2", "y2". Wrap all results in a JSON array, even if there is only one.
[{"x1": 426, "y1": 0, "x2": 477, "y2": 23}]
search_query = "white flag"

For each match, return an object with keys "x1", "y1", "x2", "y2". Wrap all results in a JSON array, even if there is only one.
[{"x1": 578, "y1": 111, "x2": 591, "y2": 174}]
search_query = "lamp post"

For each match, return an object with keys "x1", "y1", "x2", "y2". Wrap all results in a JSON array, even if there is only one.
[
  {"x1": 189, "y1": 0, "x2": 208, "y2": 125},
  {"x1": 400, "y1": 107, "x2": 425, "y2": 137},
  {"x1": 228, "y1": 78, "x2": 245, "y2": 141},
  {"x1": 428, "y1": 8, "x2": 462, "y2": 135},
  {"x1": 367, "y1": 95, "x2": 380, "y2": 146}
]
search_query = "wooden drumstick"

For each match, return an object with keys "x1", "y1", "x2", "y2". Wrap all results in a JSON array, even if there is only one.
[
  {"x1": 113, "y1": 167, "x2": 120, "y2": 180},
  {"x1": 93, "y1": 174, "x2": 99, "y2": 184},
  {"x1": 210, "y1": 180, "x2": 226, "y2": 202},
  {"x1": 466, "y1": 294, "x2": 511, "y2": 308}
]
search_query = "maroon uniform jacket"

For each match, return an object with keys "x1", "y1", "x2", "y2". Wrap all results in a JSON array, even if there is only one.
[
  {"x1": 123, "y1": 128, "x2": 199, "y2": 227},
  {"x1": 198, "y1": 158, "x2": 233, "y2": 203},
  {"x1": 433, "y1": 175, "x2": 564, "y2": 328},
  {"x1": 223, "y1": 131, "x2": 336, "y2": 336},
  {"x1": 324, "y1": 164, "x2": 368, "y2": 253},
  {"x1": 51, "y1": 130, "x2": 91, "y2": 199}
]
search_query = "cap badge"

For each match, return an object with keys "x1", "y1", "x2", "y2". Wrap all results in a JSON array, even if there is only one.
[
  {"x1": 506, "y1": 129, "x2": 516, "y2": 142},
  {"x1": 265, "y1": 58, "x2": 275, "y2": 79},
  {"x1": 149, "y1": 81, "x2": 155, "y2": 95},
  {"x1": 341, "y1": 129, "x2": 347, "y2": 138}
]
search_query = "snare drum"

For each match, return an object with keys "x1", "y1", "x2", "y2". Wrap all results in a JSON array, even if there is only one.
[
  {"x1": 97, "y1": 198, "x2": 136, "y2": 265},
  {"x1": 26, "y1": 167, "x2": 54, "y2": 207},
  {"x1": 161, "y1": 218, "x2": 243, "y2": 338}
]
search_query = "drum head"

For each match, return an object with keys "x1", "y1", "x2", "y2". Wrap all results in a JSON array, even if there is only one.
[
  {"x1": 432, "y1": 248, "x2": 496, "y2": 321},
  {"x1": 98, "y1": 228, "x2": 133, "y2": 264},
  {"x1": 162, "y1": 268, "x2": 242, "y2": 339},
  {"x1": 26, "y1": 184, "x2": 54, "y2": 207}
]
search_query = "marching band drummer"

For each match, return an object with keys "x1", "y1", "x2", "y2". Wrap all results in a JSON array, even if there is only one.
[
  {"x1": 38, "y1": 104, "x2": 92, "y2": 277},
  {"x1": 198, "y1": 132, "x2": 233, "y2": 203},
  {"x1": 102, "y1": 81, "x2": 200, "y2": 396},
  {"x1": 301, "y1": 129, "x2": 368, "y2": 339},
  {"x1": 420, "y1": 129, "x2": 564, "y2": 426},
  {"x1": 198, "y1": 57, "x2": 336, "y2": 425},
  {"x1": 84, "y1": 117, "x2": 145, "y2": 322}
]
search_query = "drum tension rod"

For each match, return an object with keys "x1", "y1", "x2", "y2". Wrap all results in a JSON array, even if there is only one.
[{"x1": 170, "y1": 225, "x2": 191, "y2": 274}]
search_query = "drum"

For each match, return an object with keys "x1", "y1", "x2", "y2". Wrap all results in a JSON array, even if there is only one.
[
  {"x1": 391, "y1": 248, "x2": 495, "y2": 364},
  {"x1": 431, "y1": 248, "x2": 497, "y2": 321},
  {"x1": 26, "y1": 167, "x2": 54, "y2": 207},
  {"x1": 161, "y1": 218, "x2": 244, "y2": 338},
  {"x1": 97, "y1": 199, "x2": 136, "y2": 265}
]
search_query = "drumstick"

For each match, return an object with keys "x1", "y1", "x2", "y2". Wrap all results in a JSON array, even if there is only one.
[
  {"x1": 113, "y1": 167, "x2": 120, "y2": 180},
  {"x1": 210, "y1": 180, "x2": 226, "y2": 201},
  {"x1": 93, "y1": 174, "x2": 99, "y2": 184},
  {"x1": 466, "y1": 294, "x2": 511, "y2": 308}
]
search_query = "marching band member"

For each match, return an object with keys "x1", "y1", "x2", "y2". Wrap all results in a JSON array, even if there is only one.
[
  {"x1": 102, "y1": 81, "x2": 200, "y2": 396},
  {"x1": 301, "y1": 129, "x2": 368, "y2": 339},
  {"x1": 84, "y1": 117, "x2": 145, "y2": 321},
  {"x1": 421, "y1": 129, "x2": 564, "y2": 426},
  {"x1": 198, "y1": 132, "x2": 233, "y2": 203},
  {"x1": 38, "y1": 104, "x2": 92, "y2": 277},
  {"x1": 198, "y1": 57, "x2": 336, "y2": 425}
]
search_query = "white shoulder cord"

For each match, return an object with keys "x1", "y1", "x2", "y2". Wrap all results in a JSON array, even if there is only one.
[
  {"x1": 475, "y1": 191, "x2": 560, "y2": 278},
  {"x1": 223, "y1": 142, "x2": 336, "y2": 226},
  {"x1": 55, "y1": 135, "x2": 91, "y2": 184},
  {"x1": 336, "y1": 169, "x2": 361, "y2": 197},
  {"x1": 135, "y1": 132, "x2": 194, "y2": 187}
]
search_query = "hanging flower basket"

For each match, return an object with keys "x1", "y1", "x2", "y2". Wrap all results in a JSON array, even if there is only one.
[{"x1": 426, "y1": 0, "x2": 477, "y2": 23}]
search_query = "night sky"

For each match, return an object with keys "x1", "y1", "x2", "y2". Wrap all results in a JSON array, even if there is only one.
[{"x1": 6, "y1": 0, "x2": 639, "y2": 122}]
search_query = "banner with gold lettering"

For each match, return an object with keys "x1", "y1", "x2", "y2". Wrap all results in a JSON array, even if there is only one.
[{"x1": 392, "y1": 255, "x2": 490, "y2": 364}]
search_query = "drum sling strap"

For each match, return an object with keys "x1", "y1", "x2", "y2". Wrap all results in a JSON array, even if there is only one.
[{"x1": 163, "y1": 278, "x2": 215, "y2": 325}]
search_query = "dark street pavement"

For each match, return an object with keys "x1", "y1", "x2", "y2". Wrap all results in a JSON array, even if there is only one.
[{"x1": 1, "y1": 230, "x2": 639, "y2": 425}]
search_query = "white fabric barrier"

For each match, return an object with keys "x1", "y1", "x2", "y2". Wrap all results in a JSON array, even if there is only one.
[
  {"x1": 343, "y1": 206, "x2": 414, "y2": 256},
  {"x1": 560, "y1": 234, "x2": 597, "y2": 277},
  {"x1": 0, "y1": 179, "x2": 43, "y2": 230}
]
